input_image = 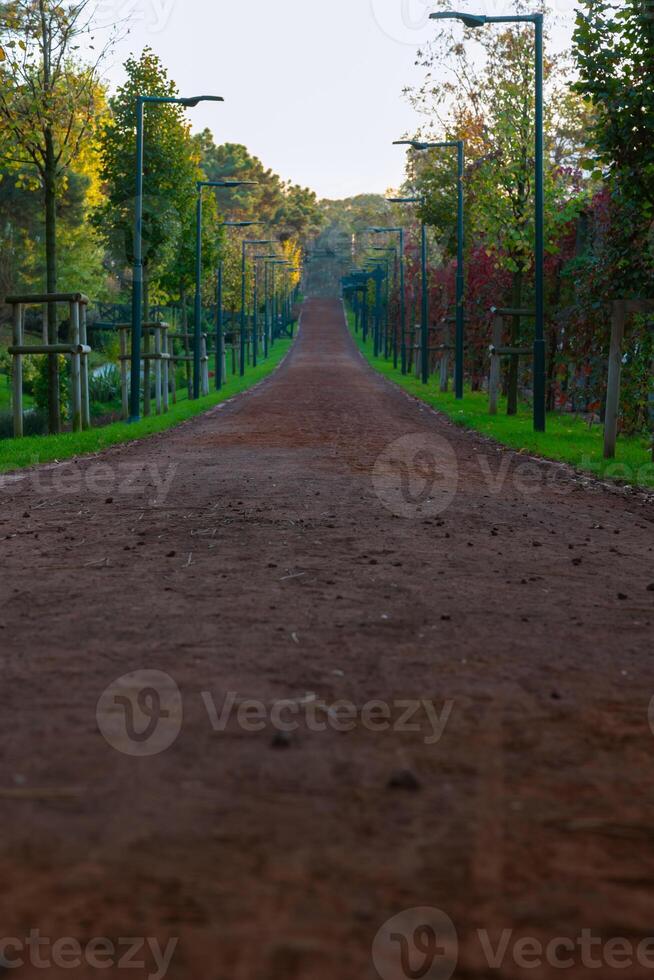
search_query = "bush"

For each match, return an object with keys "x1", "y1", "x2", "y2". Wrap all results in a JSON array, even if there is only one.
[
  {"x1": 89, "y1": 365, "x2": 121, "y2": 404},
  {"x1": 0, "y1": 408, "x2": 48, "y2": 439},
  {"x1": 32, "y1": 355, "x2": 69, "y2": 422}
]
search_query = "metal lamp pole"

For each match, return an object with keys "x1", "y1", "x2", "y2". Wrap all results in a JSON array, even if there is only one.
[
  {"x1": 371, "y1": 245, "x2": 397, "y2": 358},
  {"x1": 388, "y1": 195, "x2": 428, "y2": 383},
  {"x1": 431, "y1": 10, "x2": 545, "y2": 430},
  {"x1": 370, "y1": 227, "x2": 405, "y2": 371},
  {"x1": 241, "y1": 240, "x2": 276, "y2": 375},
  {"x1": 194, "y1": 182, "x2": 256, "y2": 399},
  {"x1": 255, "y1": 253, "x2": 278, "y2": 360},
  {"x1": 131, "y1": 94, "x2": 223, "y2": 422},
  {"x1": 395, "y1": 139, "x2": 466, "y2": 398},
  {"x1": 216, "y1": 220, "x2": 259, "y2": 390}
]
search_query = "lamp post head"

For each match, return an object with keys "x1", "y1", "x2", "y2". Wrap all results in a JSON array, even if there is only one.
[
  {"x1": 393, "y1": 139, "x2": 430, "y2": 151},
  {"x1": 387, "y1": 197, "x2": 421, "y2": 204},
  {"x1": 179, "y1": 95, "x2": 225, "y2": 107},
  {"x1": 222, "y1": 221, "x2": 260, "y2": 228},
  {"x1": 430, "y1": 11, "x2": 487, "y2": 27}
]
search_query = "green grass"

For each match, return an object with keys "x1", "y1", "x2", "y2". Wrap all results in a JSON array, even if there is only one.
[
  {"x1": 0, "y1": 372, "x2": 34, "y2": 410},
  {"x1": 349, "y1": 314, "x2": 654, "y2": 489},
  {"x1": 0, "y1": 339, "x2": 293, "y2": 474}
]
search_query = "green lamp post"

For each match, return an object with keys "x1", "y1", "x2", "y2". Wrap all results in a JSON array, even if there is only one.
[
  {"x1": 241, "y1": 240, "x2": 276, "y2": 375},
  {"x1": 253, "y1": 252, "x2": 280, "y2": 363},
  {"x1": 388, "y1": 194, "x2": 429, "y2": 384},
  {"x1": 216, "y1": 220, "x2": 259, "y2": 390},
  {"x1": 194, "y1": 181, "x2": 257, "y2": 399},
  {"x1": 395, "y1": 138, "x2": 466, "y2": 398},
  {"x1": 130, "y1": 94, "x2": 223, "y2": 422},
  {"x1": 370, "y1": 246, "x2": 395, "y2": 357},
  {"x1": 370, "y1": 226, "x2": 406, "y2": 371},
  {"x1": 431, "y1": 9, "x2": 546, "y2": 431}
]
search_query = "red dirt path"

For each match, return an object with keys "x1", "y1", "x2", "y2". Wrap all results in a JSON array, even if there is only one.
[{"x1": 0, "y1": 298, "x2": 653, "y2": 980}]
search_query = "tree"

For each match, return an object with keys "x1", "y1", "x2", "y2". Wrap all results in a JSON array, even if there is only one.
[
  {"x1": 93, "y1": 48, "x2": 200, "y2": 317},
  {"x1": 0, "y1": 0, "x2": 109, "y2": 432},
  {"x1": 573, "y1": 0, "x2": 654, "y2": 216},
  {"x1": 404, "y1": 7, "x2": 587, "y2": 411},
  {"x1": 573, "y1": 0, "x2": 654, "y2": 298}
]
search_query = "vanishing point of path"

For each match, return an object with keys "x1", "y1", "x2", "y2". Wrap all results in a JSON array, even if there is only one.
[{"x1": 1, "y1": 298, "x2": 653, "y2": 979}]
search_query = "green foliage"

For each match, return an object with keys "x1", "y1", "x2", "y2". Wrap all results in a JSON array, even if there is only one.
[
  {"x1": 349, "y1": 310, "x2": 654, "y2": 488},
  {"x1": 33, "y1": 354, "x2": 68, "y2": 419},
  {"x1": 92, "y1": 48, "x2": 200, "y2": 294},
  {"x1": 573, "y1": 0, "x2": 654, "y2": 217},
  {"x1": 88, "y1": 365, "x2": 120, "y2": 404}
]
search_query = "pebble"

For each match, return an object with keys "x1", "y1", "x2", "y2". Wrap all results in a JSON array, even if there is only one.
[
  {"x1": 387, "y1": 769, "x2": 421, "y2": 792},
  {"x1": 271, "y1": 730, "x2": 292, "y2": 749}
]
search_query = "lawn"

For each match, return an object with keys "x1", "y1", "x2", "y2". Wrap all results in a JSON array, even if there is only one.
[
  {"x1": 0, "y1": 338, "x2": 293, "y2": 474},
  {"x1": 349, "y1": 314, "x2": 654, "y2": 489}
]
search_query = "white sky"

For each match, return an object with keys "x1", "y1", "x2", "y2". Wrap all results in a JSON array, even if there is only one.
[{"x1": 99, "y1": 0, "x2": 578, "y2": 200}]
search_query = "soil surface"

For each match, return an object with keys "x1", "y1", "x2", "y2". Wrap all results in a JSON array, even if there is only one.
[{"x1": 1, "y1": 298, "x2": 653, "y2": 980}]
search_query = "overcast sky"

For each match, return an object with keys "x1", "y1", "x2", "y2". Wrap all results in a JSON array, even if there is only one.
[{"x1": 99, "y1": 0, "x2": 578, "y2": 201}]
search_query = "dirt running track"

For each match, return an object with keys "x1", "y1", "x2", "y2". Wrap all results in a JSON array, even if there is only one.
[{"x1": 1, "y1": 298, "x2": 654, "y2": 980}]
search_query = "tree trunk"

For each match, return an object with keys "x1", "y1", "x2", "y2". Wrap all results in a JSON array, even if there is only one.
[
  {"x1": 507, "y1": 267, "x2": 523, "y2": 417},
  {"x1": 44, "y1": 126, "x2": 61, "y2": 435}
]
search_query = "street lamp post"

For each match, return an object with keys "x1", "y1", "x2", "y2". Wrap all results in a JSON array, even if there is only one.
[
  {"x1": 255, "y1": 253, "x2": 278, "y2": 360},
  {"x1": 371, "y1": 245, "x2": 397, "y2": 358},
  {"x1": 395, "y1": 139, "x2": 466, "y2": 398},
  {"x1": 131, "y1": 94, "x2": 223, "y2": 422},
  {"x1": 431, "y1": 10, "x2": 546, "y2": 430},
  {"x1": 241, "y1": 240, "x2": 276, "y2": 375},
  {"x1": 194, "y1": 182, "x2": 256, "y2": 399},
  {"x1": 370, "y1": 227, "x2": 405, "y2": 371},
  {"x1": 388, "y1": 195, "x2": 429, "y2": 384},
  {"x1": 216, "y1": 220, "x2": 259, "y2": 390}
]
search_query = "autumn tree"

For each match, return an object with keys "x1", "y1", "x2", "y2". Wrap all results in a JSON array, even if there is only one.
[
  {"x1": 404, "y1": 5, "x2": 587, "y2": 411},
  {"x1": 0, "y1": 0, "x2": 108, "y2": 432}
]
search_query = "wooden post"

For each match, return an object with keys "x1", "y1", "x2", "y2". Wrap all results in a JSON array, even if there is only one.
[
  {"x1": 604, "y1": 300, "x2": 626, "y2": 459},
  {"x1": 119, "y1": 327, "x2": 129, "y2": 420},
  {"x1": 489, "y1": 314, "x2": 503, "y2": 416},
  {"x1": 162, "y1": 327, "x2": 170, "y2": 414},
  {"x1": 154, "y1": 324, "x2": 163, "y2": 416},
  {"x1": 69, "y1": 301, "x2": 82, "y2": 433},
  {"x1": 440, "y1": 324, "x2": 450, "y2": 393},
  {"x1": 12, "y1": 302, "x2": 24, "y2": 438},
  {"x1": 201, "y1": 334, "x2": 209, "y2": 397},
  {"x1": 414, "y1": 325, "x2": 421, "y2": 379},
  {"x1": 171, "y1": 356, "x2": 177, "y2": 405},
  {"x1": 143, "y1": 327, "x2": 151, "y2": 417},
  {"x1": 80, "y1": 301, "x2": 90, "y2": 430}
]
